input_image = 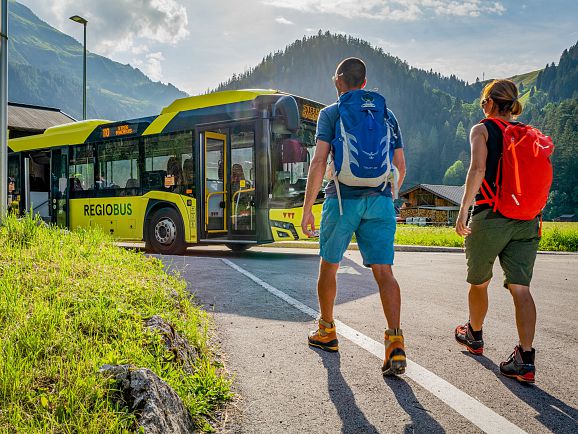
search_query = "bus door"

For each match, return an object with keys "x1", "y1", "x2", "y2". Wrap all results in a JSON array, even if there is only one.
[
  {"x1": 50, "y1": 148, "x2": 69, "y2": 227},
  {"x1": 229, "y1": 125, "x2": 256, "y2": 238},
  {"x1": 203, "y1": 131, "x2": 228, "y2": 235}
]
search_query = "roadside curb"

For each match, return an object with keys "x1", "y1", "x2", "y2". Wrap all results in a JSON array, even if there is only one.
[
  {"x1": 267, "y1": 241, "x2": 464, "y2": 253},
  {"x1": 266, "y1": 241, "x2": 578, "y2": 255},
  {"x1": 116, "y1": 241, "x2": 577, "y2": 256}
]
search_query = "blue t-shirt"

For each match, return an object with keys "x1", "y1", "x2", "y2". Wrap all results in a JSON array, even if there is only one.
[{"x1": 315, "y1": 100, "x2": 404, "y2": 198}]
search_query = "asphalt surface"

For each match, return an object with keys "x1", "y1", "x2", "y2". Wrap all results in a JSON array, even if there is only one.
[{"x1": 160, "y1": 247, "x2": 578, "y2": 434}]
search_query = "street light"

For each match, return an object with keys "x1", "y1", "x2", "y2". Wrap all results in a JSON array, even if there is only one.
[
  {"x1": 0, "y1": 0, "x2": 8, "y2": 219},
  {"x1": 69, "y1": 15, "x2": 87, "y2": 120}
]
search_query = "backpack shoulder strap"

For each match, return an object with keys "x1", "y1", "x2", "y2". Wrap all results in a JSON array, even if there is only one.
[{"x1": 480, "y1": 117, "x2": 509, "y2": 132}]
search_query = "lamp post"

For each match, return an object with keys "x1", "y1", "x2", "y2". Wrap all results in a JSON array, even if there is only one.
[
  {"x1": 0, "y1": 0, "x2": 8, "y2": 219},
  {"x1": 69, "y1": 15, "x2": 87, "y2": 120}
]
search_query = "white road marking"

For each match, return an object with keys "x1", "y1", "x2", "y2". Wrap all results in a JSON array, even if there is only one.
[
  {"x1": 221, "y1": 258, "x2": 526, "y2": 434},
  {"x1": 337, "y1": 265, "x2": 361, "y2": 275}
]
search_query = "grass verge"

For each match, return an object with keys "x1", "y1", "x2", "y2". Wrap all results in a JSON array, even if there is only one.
[
  {"x1": 396, "y1": 222, "x2": 578, "y2": 251},
  {"x1": 294, "y1": 222, "x2": 578, "y2": 252},
  {"x1": 0, "y1": 214, "x2": 231, "y2": 432}
]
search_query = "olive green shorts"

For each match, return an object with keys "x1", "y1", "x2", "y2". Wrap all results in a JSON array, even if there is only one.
[{"x1": 465, "y1": 209, "x2": 540, "y2": 287}]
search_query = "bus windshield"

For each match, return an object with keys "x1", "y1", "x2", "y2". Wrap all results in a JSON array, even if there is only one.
[{"x1": 270, "y1": 120, "x2": 323, "y2": 208}]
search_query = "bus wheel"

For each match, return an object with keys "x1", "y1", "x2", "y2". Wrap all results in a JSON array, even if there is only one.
[
  {"x1": 148, "y1": 207, "x2": 187, "y2": 255},
  {"x1": 226, "y1": 243, "x2": 251, "y2": 253}
]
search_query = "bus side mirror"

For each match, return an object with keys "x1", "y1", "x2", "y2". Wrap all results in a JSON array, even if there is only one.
[
  {"x1": 272, "y1": 96, "x2": 299, "y2": 133},
  {"x1": 282, "y1": 139, "x2": 308, "y2": 163}
]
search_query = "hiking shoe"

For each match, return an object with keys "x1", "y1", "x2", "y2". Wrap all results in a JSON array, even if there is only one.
[
  {"x1": 455, "y1": 322, "x2": 484, "y2": 355},
  {"x1": 382, "y1": 328, "x2": 406, "y2": 376},
  {"x1": 308, "y1": 318, "x2": 338, "y2": 352},
  {"x1": 500, "y1": 345, "x2": 535, "y2": 383}
]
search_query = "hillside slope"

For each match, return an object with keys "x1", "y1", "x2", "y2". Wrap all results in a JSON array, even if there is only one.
[
  {"x1": 217, "y1": 32, "x2": 484, "y2": 185},
  {"x1": 219, "y1": 33, "x2": 577, "y2": 217},
  {"x1": 7, "y1": 0, "x2": 187, "y2": 120}
]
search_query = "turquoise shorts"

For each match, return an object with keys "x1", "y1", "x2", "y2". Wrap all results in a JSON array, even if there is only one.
[{"x1": 319, "y1": 196, "x2": 396, "y2": 266}]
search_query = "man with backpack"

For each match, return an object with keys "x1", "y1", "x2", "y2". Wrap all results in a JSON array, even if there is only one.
[
  {"x1": 454, "y1": 79, "x2": 554, "y2": 383},
  {"x1": 301, "y1": 57, "x2": 407, "y2": 376}
]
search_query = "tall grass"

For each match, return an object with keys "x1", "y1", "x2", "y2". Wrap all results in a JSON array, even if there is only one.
[
  {"x1": 0, "y1": 214, "x2": 231, "y2": 433},
  {"x1": 539, "y1": 222, "x2": 578, "y2": 252},
  {"x1": 393, "y1": 222, "x2": 578, "y2": 252}
]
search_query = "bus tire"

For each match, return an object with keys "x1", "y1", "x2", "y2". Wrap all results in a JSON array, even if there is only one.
[
  {"x1": 226, "y1": 243, "x2": 251, "y2": 253},
  {"x1": 147, "y1": 207, "x2": 187, "y2": 255}
]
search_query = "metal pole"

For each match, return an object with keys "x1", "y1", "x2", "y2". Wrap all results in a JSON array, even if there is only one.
[
  {"x1": 82, "y1": 21, "x2": 86, "y2": 120},
  {"x1": 0, "y1": 0, "x2": 8, "y2": 219}
]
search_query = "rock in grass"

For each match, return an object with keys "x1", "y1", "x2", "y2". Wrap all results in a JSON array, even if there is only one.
[
  {"x1": 100, "y1": 364, "x2": 196, "y2": 434},
  {"x1": 144, "y1": 315, "x2": 198, "y2": 373}
]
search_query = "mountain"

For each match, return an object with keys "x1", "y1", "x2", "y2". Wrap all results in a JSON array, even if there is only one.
[
  {"x1": 217, "y1": 31, "x2": 484, "y2": 186},
  {"x1": 7, "y1": 0, "x2": 187, "y2": 120},
  {"x1": 525, "y1": 43, "x2": 578, "y2": 218},
  {"x1": 218, "y1": 32, "x2": 578, "y2": 218}
]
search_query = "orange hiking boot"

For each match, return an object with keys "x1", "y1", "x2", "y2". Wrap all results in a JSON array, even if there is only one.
[
  {"x1": 308, "y1": 318, "x2": 339, "y2": 352},
  {"x1": 382, "y1": 328, "x2": 406, "y2": 376}
]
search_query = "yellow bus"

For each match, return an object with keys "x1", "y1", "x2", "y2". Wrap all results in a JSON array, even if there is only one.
[{"x1": 7, "y1": 90, "x2": 325, "y2": 254}]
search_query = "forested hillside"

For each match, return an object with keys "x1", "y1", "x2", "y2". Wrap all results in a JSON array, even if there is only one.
[
  {"x1": 218, "y1": 33, "x2": 578, "y2": 219},
  {"x1": 519, "y1": 43, "x2": 578, "y2": 219},
  {"x1": 7, "y1": 0, "x2": 186, "y2": 120},
  {"x1": 216, "y1": 32, "x2": 485, "y2": 188}
]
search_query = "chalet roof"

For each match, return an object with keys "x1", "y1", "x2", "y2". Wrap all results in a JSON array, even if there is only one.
[
  {"x1": 400, "y1": 184, "x2": 465, "y2": 206},
  {"x1": 8, "y1": 102, "x2": 76, "y2": 132}
]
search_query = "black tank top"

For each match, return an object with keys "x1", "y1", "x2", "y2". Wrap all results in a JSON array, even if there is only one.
[{"x1": 472, "y1": 119, "x2": 518, "y2": 216}]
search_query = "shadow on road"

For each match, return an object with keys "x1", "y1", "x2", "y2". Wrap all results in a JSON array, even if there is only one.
[
  {"x1": 315, "y1": 349, "x2": 380, "y2": 434},
  {"x1": 383, "y1": 376, "x2": 446, "y2": 433},
  {"x1": 464, "y1": 352, "x2": 578, "y2": 433},
  {"x1": 160, "y1": 249, "x2": 385, "y2": 322}
]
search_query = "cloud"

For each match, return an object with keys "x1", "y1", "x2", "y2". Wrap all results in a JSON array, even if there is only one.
[
  {"x1": 20, "y1": 0, "x2": 189, "y2": 56},
  {"x1": 261, "y1": 0, "x2": 506, "y2": 21},
  {"x1": 134, "y1": 51, "x2": 166, "y2": 81},
  {"x1": 275, "y1": 16, "x2": 294, "y2": 25}
]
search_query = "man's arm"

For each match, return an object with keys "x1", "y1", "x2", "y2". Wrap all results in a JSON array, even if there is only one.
[
  {"x1": 392, "y1": 148, "x2": 406, "y2": 193},
  {"x1": 455, "y1": 123, "x2": 488, "y2": 236},
  {"x1": 301, "y1": 139, "x2": 331, "y2": 236}
]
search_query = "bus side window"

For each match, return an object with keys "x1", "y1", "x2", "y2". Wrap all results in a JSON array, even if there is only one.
[{"x1": 69, "y1": 145, "x2": 95, "y2": 197}]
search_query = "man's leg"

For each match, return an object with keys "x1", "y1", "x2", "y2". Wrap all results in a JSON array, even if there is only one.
[
  {"x1": 371, "y1": 264, "x2": 406, "y2": 376},
  {"x1": 307, "y1": 259, "x2": 340, "y2": 352},
  {"x1": 310, "y1": 196, "x2": 357, "y2": 353},
  {"x1": 508, "y1": 284, "x2": 536, "y2": 351},
  {"x1": 370, "y1": 264, "x2": 400, "y2": 329},
  {"x1": 317, "y1": 259, "x2": 340, "y2": 323},
  {"x1": 468, "y1": 280, "x2": 490, "y2": 332}
]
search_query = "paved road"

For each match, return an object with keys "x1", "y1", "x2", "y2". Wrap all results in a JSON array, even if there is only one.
[{"x1": 160, "y1": 247, "x2": 578, "y2": 434}]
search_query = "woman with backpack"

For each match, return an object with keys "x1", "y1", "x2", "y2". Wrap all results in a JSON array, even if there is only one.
[{"x1": 454, "y1": 79, "x2": 553, "y2": 383}]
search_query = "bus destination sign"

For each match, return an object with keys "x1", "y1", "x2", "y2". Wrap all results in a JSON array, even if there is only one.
[
  {"x1": 102, "y1": 123, "x2": 135, "y2": 139},
  {"x1": 301, "y1": 104, "x2": 321, "y2": 123}
]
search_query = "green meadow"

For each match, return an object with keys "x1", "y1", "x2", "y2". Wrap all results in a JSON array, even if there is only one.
[
  {"x1": 394, "y1": 222, "x2": 578, "y2": 252},
  {"x1": 0, "y1": 215, "x2": 231, "y2": 433}
]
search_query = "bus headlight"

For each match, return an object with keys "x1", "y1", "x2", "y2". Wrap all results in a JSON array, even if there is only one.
[{"x1": 271, "y1": 220, "x2": 299, "y2": 240}]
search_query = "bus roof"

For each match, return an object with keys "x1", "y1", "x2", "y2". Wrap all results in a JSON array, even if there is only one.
[
  {"x1": 7, "y1": 89, "x2": 316, "y2": 152},
  {"x1": 8, "y1": 119, "x2": 111, "y2": 152}
]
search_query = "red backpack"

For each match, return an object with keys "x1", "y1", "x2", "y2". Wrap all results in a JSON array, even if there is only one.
[{"x1": 477, "y1": 118, "x2": 554, "y2": 222}]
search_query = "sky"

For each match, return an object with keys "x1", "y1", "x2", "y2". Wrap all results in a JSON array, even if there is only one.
[{"x1": 16, "y1": 0, "x2": 578, "y2": 95}]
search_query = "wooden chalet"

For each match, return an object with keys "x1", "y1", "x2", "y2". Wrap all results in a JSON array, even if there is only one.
[{"x1": 399, "y1": 184, "x2": 464, "y2": 225}]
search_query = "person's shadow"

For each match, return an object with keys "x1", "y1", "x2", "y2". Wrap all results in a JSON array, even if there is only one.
[
  {"x1": 316, "y1": 350, "x2": 380, "y2": 434},
  {"x1": 316, "y1": 349, "x2": 446, "y2": 433},
  {"x1": 383, "y1": 376, "x2": 446, "y2": 433},
  {"x1": 464, "y1": 352, "x2": 578, "y2": 433}
]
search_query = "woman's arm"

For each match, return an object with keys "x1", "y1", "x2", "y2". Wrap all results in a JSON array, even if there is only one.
[{"x1": 455, "y1": 123, "x2": 488, "y2": 236}]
